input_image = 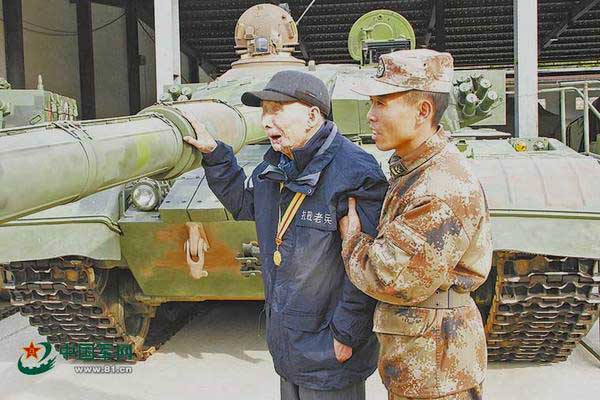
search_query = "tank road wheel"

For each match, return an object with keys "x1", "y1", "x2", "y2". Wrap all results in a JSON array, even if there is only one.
[
  {"x1": 101, "y1": 269, "x2": 156, "y2": 359},
  {"x1": 473, "y1": 252, "x2": 600, "y2": 362}
]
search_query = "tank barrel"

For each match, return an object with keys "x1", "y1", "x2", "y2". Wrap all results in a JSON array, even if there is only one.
[{"x1": 0, "y1": 100, "x2": 246, "y2": 224}]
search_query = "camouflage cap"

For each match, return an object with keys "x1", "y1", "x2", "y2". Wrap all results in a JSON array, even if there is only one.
[{"x1": 353, "y1": 49, "x2": 454, "y2": 96}]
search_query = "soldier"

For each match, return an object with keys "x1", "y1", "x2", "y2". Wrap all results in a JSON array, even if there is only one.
[
  {"x1": 339, "y1": 49, "x2": 493, "y2": 400},
  {"x1": 184, "y1": 70, "x2": 388, "y2": 400}
]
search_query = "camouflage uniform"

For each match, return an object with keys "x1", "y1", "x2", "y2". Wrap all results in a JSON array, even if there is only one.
[{"x1": 344, "y1": 50, "x2": 493, "y2": 399}]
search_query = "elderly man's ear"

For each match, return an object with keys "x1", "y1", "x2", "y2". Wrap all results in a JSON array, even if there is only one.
[{"x1": 308, "y1": 106, "x2": 324, "y2": 129}]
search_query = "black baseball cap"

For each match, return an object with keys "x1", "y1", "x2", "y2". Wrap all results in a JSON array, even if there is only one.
[{"x1": 241, "y1": 70, "x2": 331, "y2": 116}]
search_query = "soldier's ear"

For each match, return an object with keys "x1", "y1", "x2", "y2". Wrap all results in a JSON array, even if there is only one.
[{"x1": 416, "y1": 98, "x2": 434, "y2": 126}]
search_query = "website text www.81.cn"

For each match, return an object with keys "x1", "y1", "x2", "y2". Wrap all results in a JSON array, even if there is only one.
[{"x1": 73, "y1": 365, "x2": 133, "y2": 374}]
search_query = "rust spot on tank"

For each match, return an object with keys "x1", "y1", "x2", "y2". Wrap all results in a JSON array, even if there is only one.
[
  {"x1": 155, "y1": 226, "x2": 187, "y2": 242},
  {"x1": 153, "y1": 225, "x2": 188, "y2": 272},
  {"x1": 203, "y1": 228, "x2": 240, "y2": 268},
  {"x1": 152, "y1": 224, "x2": 239, "y2": 274}
]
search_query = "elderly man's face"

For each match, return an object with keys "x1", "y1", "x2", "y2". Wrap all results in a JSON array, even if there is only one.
[{"x1": 261, "y1": 101, "x2": 319, "y2": 155}]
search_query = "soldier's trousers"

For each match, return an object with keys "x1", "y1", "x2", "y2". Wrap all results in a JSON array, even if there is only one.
[
  {"x1": 280, "y1": 377, "x2": 365, "y2": 400},
  {"x1": 388, "y1": 383, "x2": 483, "y2": 400}
]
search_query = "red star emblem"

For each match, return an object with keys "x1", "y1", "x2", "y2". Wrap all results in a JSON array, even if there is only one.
[{"x1": 22, "y1": 341, "x2": 42, "y2": 360}]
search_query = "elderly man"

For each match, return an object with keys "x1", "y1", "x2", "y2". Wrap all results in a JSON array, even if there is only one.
[
  {"x1": 340, "y1": 49, "x2": 493, "y2": 400},
  {"x1": 184, "y1": 70, "x2": 388, "y2": 400}
]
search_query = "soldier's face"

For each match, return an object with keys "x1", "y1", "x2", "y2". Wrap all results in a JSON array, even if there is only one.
[
  {"x1": 261, "y1": 101, "x2": 321, "y2": 155},
  {"x1": 367, "y1": 92, "x2": 420, "y2": 152}
]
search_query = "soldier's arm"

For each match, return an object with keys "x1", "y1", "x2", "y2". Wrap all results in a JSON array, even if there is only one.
[
  {"x1": 342, "y1": 196, "x2": 471, "y2": 305},
  {"x1": 330, "y1": 167, "x2": 388, "y2": 348},
  {"x1": 199, "y1": 141, "x2": 256, "y2": 221}
]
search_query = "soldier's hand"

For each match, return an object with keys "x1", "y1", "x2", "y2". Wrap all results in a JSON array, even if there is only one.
[
  {"x1": 333, "y1": 338, "x2": 352, "y2": 363},
  {"x1": 339, "y1": 197, "x2": 362, "y2": 239},
  {"x1": 183, "y1": 118, "x2": 217, "y2": 153}
]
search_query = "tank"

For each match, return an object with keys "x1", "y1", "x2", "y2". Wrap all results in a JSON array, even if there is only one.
[
  {"x1": 0, "y1": 76, "x2": 78, "y2": 128},
  {"x1": 0, "y1": 4, "x2": 598, "y2": 363}
]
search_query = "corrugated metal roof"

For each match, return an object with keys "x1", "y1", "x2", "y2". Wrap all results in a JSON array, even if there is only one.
[{"x1": 178, "y1": 0, "x2": 600, "y2": 73}]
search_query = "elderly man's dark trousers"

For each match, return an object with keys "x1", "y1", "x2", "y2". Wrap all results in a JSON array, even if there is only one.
[{"x1": 280, "y1": 378, "x2": 365, "y2": 400}]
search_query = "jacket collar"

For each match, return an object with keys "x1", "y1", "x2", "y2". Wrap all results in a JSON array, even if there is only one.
[
  {"x1": 259, "y1": 121, "x2": 340, "y2": 196},
  {"x1": 292, "y1": 122, "x2": 331, "y2": 172},
  {"x1": 388, "y1": 126, "x2": 448, "y2": 178}
]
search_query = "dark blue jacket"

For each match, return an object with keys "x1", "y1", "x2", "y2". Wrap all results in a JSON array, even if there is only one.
[{"x1": 202, "y1": 121, "x2": 388, "y2": 390}]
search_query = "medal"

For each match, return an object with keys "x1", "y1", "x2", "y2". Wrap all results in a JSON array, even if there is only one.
[
  {"x1": 273, "y1": 250, "x2": 282, "y2": 266},
  {"x1": 274, "y1": 185, "x2": 306, "y2": 268}
]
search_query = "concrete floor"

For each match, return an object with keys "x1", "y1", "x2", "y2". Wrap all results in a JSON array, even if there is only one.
[{"x1": 0, "y1": 301, "x2": 598, "y2": 400}]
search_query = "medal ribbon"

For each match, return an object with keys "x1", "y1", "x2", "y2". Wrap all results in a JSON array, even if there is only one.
[{"x1": 274, "y1": 184, "x2": 306, "y2": 266}]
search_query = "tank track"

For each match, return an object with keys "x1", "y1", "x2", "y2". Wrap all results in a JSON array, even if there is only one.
[
  {"x1": 485, "y1": 253, "x2": 600, "y2": 362},
  {"x1": 0, "y1": 301, "x2": 18, "y2": 320},
  {"x1": 3, "y1": 258, "x2": 209, "y2": 361}
]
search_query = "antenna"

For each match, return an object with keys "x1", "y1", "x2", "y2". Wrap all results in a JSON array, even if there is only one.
[{"x1": 296, "y1": 0, "x2": 317, "y2": 26}]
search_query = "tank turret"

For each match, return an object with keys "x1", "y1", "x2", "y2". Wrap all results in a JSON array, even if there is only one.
[{"x1": 231, "y1": 3, "x2": 304, "y2": 68}]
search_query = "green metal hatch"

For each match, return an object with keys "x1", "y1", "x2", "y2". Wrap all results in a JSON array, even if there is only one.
[{"x1": 348, "y1": 9, "x2": 416, "y2": 65}]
